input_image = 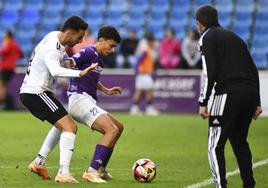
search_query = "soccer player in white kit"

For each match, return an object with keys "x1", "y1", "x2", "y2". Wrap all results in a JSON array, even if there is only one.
[
  {"x1": 27, "y1": 25, "x2": 123, "y2": 183},
  {"x1": 20, "y1": 16, "x2": 97, "y2": 183}
]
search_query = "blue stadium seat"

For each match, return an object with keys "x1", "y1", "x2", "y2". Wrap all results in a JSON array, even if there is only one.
[
  {"x1": 194, "y1": 0, "x2": 213, "y2": 10},
  {"x1": 105, "y1": 10, "x2": 124, "y2": 27},
  {"x1": 127, "y1": 10, "x2": 145, "y2": 29},
  {"x1": 85, "y1": 10, "x2": 104, "y2": 26},
  {"x1": 151, "y1": 0, "x2": 170, "y2": 12},
  {"x1": 145, "y1": 24, "x2": 165, "y2": 39},
  {"x1": 46, "y1": 0, "x2": 65, "y2": 11},
  {"x1": 37, "y1": 23, "x2": 59, "y2": 42},
  {"x1": 254, "y1": 25, "x2": 268, "y2": 40},
  {"x1": 0, "y1": 9, "x2": 19, "y2": 24},
  {"x1": 66, "y1": 0, "x2": 86, "y2": 11},
  {"x1": 131, "y1": 0, "x2": 149, "y2": 12},
  {"x1": 17, "y1": 23, "x2": 37, "y2": 38},
  {"x1": 0, "y1": 23, "x2": 16, "y2": 34},
  {"x1": 251, "y1": 38, "x2": 268, "y2": 54},
  {"x1": 232, "y1": 25, "x2": 250, "y2": 41},
  {"x1": 16, "y1": 35, "x2": 33, "y2": 58},
  {"x1": 172, "y1": 0, "x2": 191, "y2": 14},
  {"x1": 215, "y1": 0, "x2": 234, "y2": 12},
  {"x1": 42, "y1": 10, "x2": 62, "y2": 25},
  {"x1": 259, "y1": 0, "x2": 268, "y2": 7},
  {"x1": 3, "y1": 0, "x2": 24, "y2": 10},
  {"x1": 251, "y1": 52, "x2": 268, "y2": 69},
  {"x1": 173, "y1": 26, "x2": 186, "y2": 40},
  {"x1": 147, "y1": 10, "x2": 167, "y2": 27},
  {"x1": 236, "y1": 0, "x2": 255, "y2": 13},
  {"x1": 89, "y1": 0, "x2": 107, "y2": 12},
  {"x1": 24, "y1": 0, "x2": 44, "y2": 10},
  {"x1": 109, "y1": 0, "x2": 128, "y2": 11},
  {"x1": 62, "y1": 9, "x2": 84, "y2": 19},
  {"x1": 17, "y1": 58, "x2": 29, "y2": 66},
  {"x1": 195, "y1": 0, "x2": 213, "y2": 6},
  {"x1": 233, "y1": 12, "x2": 253, "y2": 26},
  {"x1": 218, "y1": 11, "x2": 232, "y2": 28},
  {"x1": 169, "y1": 10, "x2": 188, "y2": 28},
  {"x1": 21, "y1": 9, "x2": 41, "y2": 24},
  {"x1": 255, "y1": 12, "x2": 268, "y2": 27}
]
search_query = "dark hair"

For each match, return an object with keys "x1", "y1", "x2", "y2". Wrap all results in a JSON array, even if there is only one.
[
  {"x1": 195, "y1": 5, "x2": 219, "y2": 28},
  {"x1": 5, "y1": 30, "x2": 13, "y2": 38},
  {"x1": 97, "y1": 25, "x2": 121, "y2": 43},
  {"x1": 144, "y1": 32, "x2": 155, "y2": 41},
  {"x1": 61, "y1": 16, "x2": 88, "y2": 32}
]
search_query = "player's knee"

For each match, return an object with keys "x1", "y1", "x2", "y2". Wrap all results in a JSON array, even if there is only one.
[
  {"x1": 107, "y1": 124, "x2": 121, "y2": 139},
  {"x1": 62, "y1": 123, "x2": 78, "y2": 134}
]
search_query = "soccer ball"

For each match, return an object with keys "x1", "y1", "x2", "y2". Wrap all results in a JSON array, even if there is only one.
[{"x1": 132, "y1": 158, "x2": 156, "y2": 182}]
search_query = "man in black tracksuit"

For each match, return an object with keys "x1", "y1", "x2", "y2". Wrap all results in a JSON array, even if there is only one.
[{"x1": 195, "y1": 5, "x2": 263, "y2": 188}]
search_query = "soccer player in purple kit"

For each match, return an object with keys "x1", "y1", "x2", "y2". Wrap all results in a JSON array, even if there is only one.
[
  {"x1": 67, "y1": 25, "x2": 123, "y2": 183},
  {"x1": 29, "y1": 25, "x2": 123, "y2": 183}
]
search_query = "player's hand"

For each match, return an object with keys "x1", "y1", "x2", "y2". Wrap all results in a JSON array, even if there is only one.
[
  {"x1": 79, "y1": 63, "x2": 98, "y2": 77},
  {"x1": 253, "y1": 106, "x2": 262, "y2": 120},
  {"x1": 199, "y1": 106, "x2": 209, "y2": 119},
  {"x1": 107, "y1": 87, "x2": 122, "y2": 95}
]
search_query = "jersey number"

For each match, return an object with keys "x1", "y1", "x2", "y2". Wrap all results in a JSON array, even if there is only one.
[
  {"x1": 90, "y1": 107, "x2": 99, "y2": 116},
  {"x1": 26, "y1": 50, "x2": 35, "y2": 75}
]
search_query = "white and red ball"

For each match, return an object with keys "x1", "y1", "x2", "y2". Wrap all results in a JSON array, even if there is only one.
[{"x1": 132, "y1": 158, "x2": 156, "y2": 183}]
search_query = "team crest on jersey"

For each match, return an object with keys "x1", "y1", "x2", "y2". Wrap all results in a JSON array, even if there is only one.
[
  {"x1": 73, "y1": 52, "x2": 81, "y2": 58},
  {"x1": 93, "y1": 63, "x2": 102, "y2": 73}
]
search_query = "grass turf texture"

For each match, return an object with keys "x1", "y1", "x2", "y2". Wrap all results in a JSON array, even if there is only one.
[{"x1": 0, "y1": 112, "x2": 267, "y2": 188}]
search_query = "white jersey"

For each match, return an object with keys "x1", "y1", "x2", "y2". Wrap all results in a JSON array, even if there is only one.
[{"x1": 20, "y1": 31, "x2": 81, "y2": 94}]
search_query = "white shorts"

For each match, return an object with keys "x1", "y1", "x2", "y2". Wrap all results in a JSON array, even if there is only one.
[
  {"x1": 135, "y1": 74, "x2": 154, "y2": 90},
  {"x1": 68, "y1": 93, "x2": 107, "y2": 128}
]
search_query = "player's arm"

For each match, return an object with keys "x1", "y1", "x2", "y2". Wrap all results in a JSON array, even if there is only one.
[
  {"x1": 97, "y1": 82, "x2": 122, "y2": 95},
  {"x1": 44, "y1": 51, "x2": 97, "y2": 78},
  {"x1": 198, "y1": 34, "x2": 217, "y2": 106},
  {"x1": 198, "y1": 33, "x2": 217, "y2": 119}
]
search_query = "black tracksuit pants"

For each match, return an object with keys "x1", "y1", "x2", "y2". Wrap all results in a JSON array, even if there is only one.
[{"x1": 208, "y1": 92, "x2": 257, "y2": 188}]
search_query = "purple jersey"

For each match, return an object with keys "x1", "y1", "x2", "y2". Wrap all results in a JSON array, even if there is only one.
[{"x1": 68, "y1": 46, "x2": 103, "y2": 101}]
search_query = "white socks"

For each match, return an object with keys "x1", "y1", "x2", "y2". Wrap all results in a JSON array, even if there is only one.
[
  {"x1": 34, "y1": 127, "x2": 61, "y2": 165},
  {"x1": 58, "y1": 132, "x2": 76, "y2": 175}
]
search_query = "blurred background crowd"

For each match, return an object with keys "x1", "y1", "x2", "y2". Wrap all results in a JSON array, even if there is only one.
[
  {"x1": 0, "y1": 0, "x2": 267, "y2": 69},
  {"x1": 0, "y1": 0, "x2": 268, "y2": 111}
]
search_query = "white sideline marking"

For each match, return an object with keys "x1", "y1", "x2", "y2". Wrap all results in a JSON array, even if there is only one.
[{"x1": 185, "y1": 158, "x2": 268, "y2": 188}]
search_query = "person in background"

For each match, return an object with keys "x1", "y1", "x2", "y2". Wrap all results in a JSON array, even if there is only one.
[
  {"x1": 159, "y1": 28, "x2": 181, "y2": 69},
  {"x1": 129, "y1": 32, "x2": 159, "y2": 116},
  {"x1": 196, "y1": 5, "x2": 262, "y2": 188},
  {"x1": 67, "y1": 28, "x2": 95, "y2": 56},
  {"x1": 116, "y1": 28, "x2": 139, "y2": 68},
  {"x1": 0, "y1": 31, "x2": 24, "y2": 110},
  {"x1": 181, "y1": 29, "x2": 201, "y2": 69}
]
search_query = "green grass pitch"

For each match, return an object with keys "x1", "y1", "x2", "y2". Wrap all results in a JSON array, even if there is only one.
[{"x1": 0, "y1": 112, "x2": 267, "y2": 188}]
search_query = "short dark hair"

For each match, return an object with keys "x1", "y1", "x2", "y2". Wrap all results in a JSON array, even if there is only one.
[
  {"x1": 97, "y1": 25, "x2": 121, "y2": 43},
  {"x1": 61, "y1": 16, "x2": 88, "y2": 32},
  {"x1": 5, "y1": 30, "x2": 13, "y2": 38},
  {"x1": 144, "y1": 32, "x2": 155, "y2": 41},
  {"x1": 195, "y1": 5, "x2": 219, "y2": 28}
]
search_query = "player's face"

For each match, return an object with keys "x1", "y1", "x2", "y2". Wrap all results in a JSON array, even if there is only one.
[
  {"x1": 98, "y1": 38, "x2": 118, "y2": 56},
  {"x1": 196, "y1": 20, "x2": 205, "y2": 33},
  {"x1": 66, "y1": 29, "x2": 86, "y2": 47}
]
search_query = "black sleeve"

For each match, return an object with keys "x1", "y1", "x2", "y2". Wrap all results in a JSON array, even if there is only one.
[{"x1": 199, "y1": 33, "x2": 218, "y2": 106}]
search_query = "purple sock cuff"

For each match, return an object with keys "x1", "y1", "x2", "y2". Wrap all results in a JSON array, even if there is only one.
[{"x1": 90, "y1": 144, "x2": 113, "y2": 170}]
